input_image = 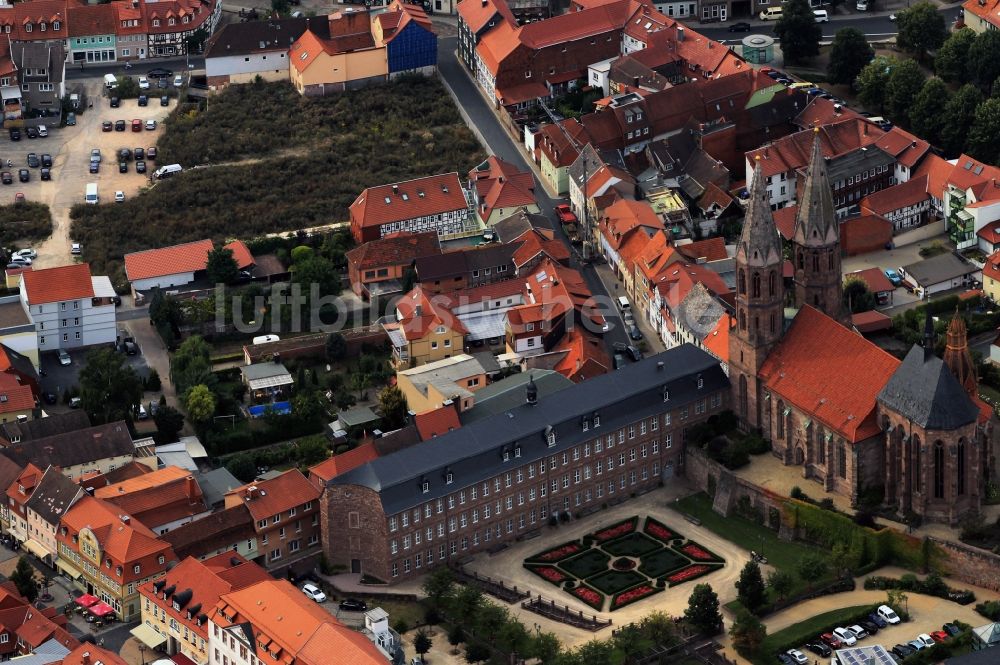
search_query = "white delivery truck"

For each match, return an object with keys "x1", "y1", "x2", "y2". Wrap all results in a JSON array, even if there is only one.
[
  {"x1": 104, "y1": 73, "x2": 117, "y2": 89},
  {"x1": 153, "y1": 164, "x2": 182, "y2": 180},
  {"x1": 85, "y1": 183, "x2": 98, "y2": 205}
]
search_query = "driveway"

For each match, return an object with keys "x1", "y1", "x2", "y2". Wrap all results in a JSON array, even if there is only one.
[
  {"x1": 18, "y1": 78, "x2": 174, "y2": 269},
  {"x1": 461, "y1": 482, "x2": 750, "y2": 649}
]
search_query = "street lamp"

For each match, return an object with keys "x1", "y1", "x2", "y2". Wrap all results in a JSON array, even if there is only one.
[{"x1": 139, "y1": 644, "x2": 146, "y2": 665}]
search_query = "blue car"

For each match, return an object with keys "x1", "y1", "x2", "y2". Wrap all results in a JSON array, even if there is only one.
[{"x1": 884, "y1": 268, "x2": 903, "y2": 286}]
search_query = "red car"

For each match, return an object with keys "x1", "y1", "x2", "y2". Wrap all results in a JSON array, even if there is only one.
[
  {"x1": 820, "y1": 633, "x2": 843, "y2": 649},
  {"x1": 930, "y1": 631, "x2": 949, "y2": 643},
  {"x1": 555, "y1": 204, "x2": 578, "y2": 224}
]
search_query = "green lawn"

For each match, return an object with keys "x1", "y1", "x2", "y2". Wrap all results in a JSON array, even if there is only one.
[
  {"x1": 602, "y1": 532, "x2": 662, "y2": 557},
  {"x1": 638, "y1": 548, "x2": 689, "y2": 578},
  {"x1": 587, "y1": 569, "x2": 647, "y2": 595},
  {"x1": 672, "y1": 493, "x2": 832, "y2": 597},
  {"x1": 755, "y1": 605, "x2": 875, "y2": 665},
  {"x1": 558, "y1": 549, "x2": 610, "y2": 579}
]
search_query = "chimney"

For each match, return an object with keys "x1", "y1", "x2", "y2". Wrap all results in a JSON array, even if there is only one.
[
  {"x1": 120, "y1": 515, "x2": 130, "y2": 524},
  {"x1": 186, "y1": 475, "x2": 198, "y2": 500},
  {"x1": 525, "y1": 374, "x2": 538, "y2": 405},
  {"x1": 81, "y1": 653, "x2": 91, "y2": 665},
  {"x1": 246, "y1": 485, "x2": 258, "y2": 500},
  {"x1": 273, "y1": 352, "x2": 281, "y2": 364},
  {"x1": 407, "y1": 410, "x2": 416, "y2": 425},
  {"x1": 414, "y1": 304, "x2": 423, "y2": 316},
  {"x1": 657, "y1": 361, "x2": 664, "y2": 371},
  {"x1": 373, "y1": 429, "x2": 383, "y2": 439},
  {"x1": 677, "y1": 26, "x2": 684, "y2": 41},
  {"x1": 392, "y1": 184, "x2": 399, "y2": 195}
]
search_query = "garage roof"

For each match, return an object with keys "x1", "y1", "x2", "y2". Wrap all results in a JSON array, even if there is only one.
[{"x1": 124, "y1": 240, "x2": 254, "y2": 282}]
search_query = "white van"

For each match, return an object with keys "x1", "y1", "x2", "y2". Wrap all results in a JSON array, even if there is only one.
[
  {"x1": 813, "y1": 9, "x2": 829, "y2": 21},
  {"x1": 759, "y1": 6, "x2": 782, "y2": 19},
  {"x1": 856, "y1": 0, "x2": 868, "y2": 9},
  {"x1": 153, "y1": 163, "x2": 182, "y2": 180},
  {"x1": 617, "y1": 296, "x2": 631, "y2": 312},
  {"x1": 252, "y1": 335, "x2": 280, "y2": 345},
  {"x1": 85, "y1": 183, "x2": 98, "y2": 205},
  {"x1": 103, "y1": 73, "x2": 117, "y2": 90}
]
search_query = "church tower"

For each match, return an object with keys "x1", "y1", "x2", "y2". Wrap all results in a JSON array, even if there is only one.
[
  {"x1": 943, "y1": 309, "x2": 979, "y2": 398},
  {"x1": 792, "y1": 131, "x2": 846, "y2": 324},
  {"x1": 730, "y1": 159, "x2": 785, "y2": 430}
]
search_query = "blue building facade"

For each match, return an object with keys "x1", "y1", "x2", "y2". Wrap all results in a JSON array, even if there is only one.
[{"x1": 386, "y1": 21, "x2": 436, "y2": 75}]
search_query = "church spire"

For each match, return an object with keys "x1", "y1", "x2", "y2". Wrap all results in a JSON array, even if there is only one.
[
  {"x1": 738, "y1": 158, "x2": 783, "y2": 268},
  {"x1": 943, "y1": 308, "x2": 978, "y2": 397},
  {"x1": 793, "y1": 130, "x2": 838, "y2": 248},
  {"x1": 923, "y1": 308, "x2": 936, "y2": 361}
]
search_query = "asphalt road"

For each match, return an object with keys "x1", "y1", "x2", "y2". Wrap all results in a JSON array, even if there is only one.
[
  {"x1": 697, "y1": 4, "x2": 963, "y2": 41},
  {"x1": 65, "y1": 56, "x2": 205, "y2": 82},
  {"x1": 437, "y1": 37, "x2": 631, "y2": 353}
]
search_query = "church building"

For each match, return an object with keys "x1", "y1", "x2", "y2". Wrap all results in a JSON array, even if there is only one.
[{"x1": 730, "y1": 133, "x2": 994, "y2": 525}]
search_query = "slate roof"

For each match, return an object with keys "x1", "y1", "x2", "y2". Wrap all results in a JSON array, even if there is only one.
[
  {"x1": 902, "y1": 253, "x2": 978, "y2": 287},
  {"x1": 346, "y1": 231, "x2": 441, "y2": 272},
  {"x1": 4, "y1": 421, "x2": 133, "y2": 472},
  {"x1": 162, "y1": 504, "x2": 256, "y2": 560},
  {"x1": 23, "y1": 466, "x2": 82, "y2": 527},
  {"x1": 332, "y1": 345, "x2": 728, "y2": 515},
  {"x1": 878, "y1": 345, "x2": 980, "y2": 430},
  {"x1": 493, "y1": 209, "x2": 550, "y2": 243},
  {"x1": 204, "y1": 16, "x2": 329, "y2": 59}
]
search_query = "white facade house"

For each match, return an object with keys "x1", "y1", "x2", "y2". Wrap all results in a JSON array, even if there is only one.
[
  {"x1": 203, "y1": 17, "x2": 322, "y2": 88},
  {"x1": 19, "y1": 265, "x2": 117, "y2": 352}
]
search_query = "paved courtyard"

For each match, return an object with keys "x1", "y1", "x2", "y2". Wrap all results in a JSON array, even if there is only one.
[{"x1": 462, "y1": 482, "x2": 751, "y2": 649}]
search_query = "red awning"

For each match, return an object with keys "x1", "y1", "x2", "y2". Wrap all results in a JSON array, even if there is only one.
[
  {"x1": 89, "y1": 602, "x2": 114, "y2": 617},
  {"x1": 74, "y1": 594, "x2": 98, "y2": 608}
]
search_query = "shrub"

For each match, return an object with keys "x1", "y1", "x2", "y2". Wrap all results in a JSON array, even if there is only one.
[
  {"x1": 976, "y1": 599, "x2": 1000, "y2": 621},
  {"x1": 790, "y1": 486, "x2": 805, "y2": 500}
]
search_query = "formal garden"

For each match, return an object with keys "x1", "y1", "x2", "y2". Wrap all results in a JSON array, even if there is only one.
[{"x1": 523, "y1": 516, "x2": 724, "y2": 612}]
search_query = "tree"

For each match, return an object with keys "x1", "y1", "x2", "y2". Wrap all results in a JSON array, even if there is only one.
[
  {"x1": 291, "y1": 390, "x2": 325, "y2": 425},
  {"x1": 729, "y1": 609, "x2": 766, "y2": 657},
  {"x1": 935, "y1": 28, "x2": 975, "y2": 83},
  {"x1": 171, "y1": 336, "x2": 214, "y2": 395},
  {"x1": 290, "y1": 245, "x2": 314, "y2": 264},
  {"x1": 967, "y1": 97, "x2": 1000, "y2": 164},
  {"x1": 225, "y1": 454, "x2": 257, "y2": 482},
  {"x1": 896, "y1": 2, "x2": 947, "y2": 59},
  {"x1": 843, "y1": 277, "x2": 877, "y2": 314},
  {"x1": 827, "y1": 28, "x2": 874, "y2": 85},
  {"x1": 145, "y1": 368, "x2": 162, "y2": 392},
  {"x1": 10, "y1": 557, "x2": 37, "y2": 602},
  {"x1": 422, "y1": 567, "x2": 455, "y2": 610},
  {"x1": 735, "y1": 561, "x2": 767, "y2": 613},
  {"x1": 378, "y1": 386, "x2": 409, "y2": 430},
  {"x1": 293, "y1": 255, "x2": 341, "y2": 299},
  {"x1": 856, "y1": 56, "x2": 897, "y2": 113},
  {"x1": 79, "y1": 347, "x2": 143, "y2": 425},
  {"x1": 767, "y1": 570, "x2": 794, "y2": 600},
  {"x1": 772, "y1": 0, "x2": 821, "y2": 64},
  {"x1": 184, "y1": 384, "x2": 216, "y2": 423},
  {"x1": 452, "y1": 585, "x2": 483, "y2": 623},
  {"x1": 326, "y1": 333, "x2": 347, "y2": 361},
  {"x1": 941, "y1": 84, "x2": 984, "y2": 155},
  {"x1": 886, "y1": 588, "x2": 908, "y2": 616},
  {"x1": 448, "y1": 624, "x2": 465, "y2": 652},
  {"x1": 464, "y1": 642, "x2": 490, "y2": 664},
  {"x1": 206, "y1": 244, "x2": 240, "y2": 285},
  {"x1": 908, "y1": 78, "x2": 949, "y2": 146},
  {"x1": 684, "y1": 583, "x2": 722, "y2": 634},
  {"x1": 886, "y1": 59, "x2": 925, "y2": 126},
  {"x1": 968, "y1": 30, "x2": 1000, "y2": 91},
  {"x1": 184, "y1": 27, "x2": 209, "y2": 53},
  {"x1": 153, "y1": 405, "x2": 185, "y2": 442},
  {"x1": 529, "y1": 632, "x2": 561, "y2": 664},
  {"x1": 414, "y1": 630, "x2": 432, "y2": 659},
  {"x1": 795, "y1": 553, "x2": 829, "y2": 589}
]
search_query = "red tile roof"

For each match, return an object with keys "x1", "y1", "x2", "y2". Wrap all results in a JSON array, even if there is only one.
[
  {"x1": 510, "y1": 228, "x2": 570, "y2": 267},
  {"x1": 983, "y1": 251, "x2": 1000, "y2": 284},
  {"x1": 224, "y1": 469, "x2": 320, "y2": 523},
  {"x1": 552, "y1": 328, "x2": 610, "y2": 383},
  {"x1": 676, "y1": 237, "x2": 728, "y2": 262},
  {"x1": 963, "y1": 0, "x2": 1000, "y2": 28},
  {"x1": 396, "y1": 285, "x2": 467, "y2": 338},
  {"x1": 859, "y1": 175, "x2": 929, "y2": 216},
  {"x1": 519, "y1": 0, "x2": 634, "y2": 48},
  {"x1": 760, "y1": 305, "x2": 900, "y2": 443},
  {"x1": 93, "y1": 466, "x2": 207, "y2": 529},
  {"x1": 415, "y1": 405, "x2": 461, "y2": 439},
  {"x1": 795, "y1": 96, "x2": 860, "y2": 129},
  {"x1": 124, "y1": 239, "x2": 253, "y2": 282},
  {"x1": 378, "y1": 0, "x2": 433, "y2": 42},
  {"x1": 66, "y1": 3, "x2": 116, "y2": 37},
  {"x1": 62, "y1": 644, "x2": 128, "y2": 665},
  {"x1": 350, "y1": 173, "x2": 468, "y2": 230},
  {"x1": 847, "y1": 267, "x2": 895, "y2": 294},
  {"x1": 469, "y1": 156, "x2": 535, "y2": 221},
  {"x1": 346, "y1": 231, "x2": 441, "y2": 272},
  {"x1": 874, "y1": 126, "x2": 929, "y2": 170},
  {"x1": 702, "y1": 312, "x2": 730, "y2": 363},
  {"x1": 0, "y1": 373, "x2": 34, "y2": 414},
  {"x1": 21, "y1": 264, "x2": 93, "y2": 305},
  {"x1": 980, "y1": 221, "x2": 1000, "y2": 246},
  {"x1": 840, "y1": 214, "x2": 893, "y2": 256},
  {"x1": 599, "y1": 198, "x2": 664, "y2": 250},
  {"x1": 947, "y1": 154, "x2": 1000, "y2": 192},
  {"x1": 309, "y1": 443, "x2": 380, "y2": 483},
  {"x1": 852, "y1": 309, "x2": 892, "y2": 333},
  {"x1": 748, "y1": 118, "x2": 885, "y2": 178},
  {"x1": 773, "y1": 205, "x2": 797, "y2": 241},
  {"x1": 696, "y1": 182, "x2": 734, "y2": 215},
  {"x1": 456, "y1": 0, "x2": 516, "y2": 33},
  {"x1": 913, "y1": 153, "x2": 951, "y2": 200},
  {"x1": 536, "y1": 120, "x2": 590, "y2": 168}
]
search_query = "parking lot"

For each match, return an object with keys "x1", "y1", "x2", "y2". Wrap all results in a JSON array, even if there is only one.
[{"x1": 5, "y1": 77, "x2": 176, "y2": 268}]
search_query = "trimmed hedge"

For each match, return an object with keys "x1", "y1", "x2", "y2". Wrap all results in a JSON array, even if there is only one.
[
  {"x1": 865, "y1": 574, "x2": 976, "y2": 605},
  {"x1": 643, "y1": 516, "x2": 682, "y2": 544}
]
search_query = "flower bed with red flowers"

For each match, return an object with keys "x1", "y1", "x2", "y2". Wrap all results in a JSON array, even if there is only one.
[
  {"x1": 643, "y1": 517, "x2": 681, "y2": 545},
  {"x1": 571, "y1": 584, "x2": 605, "y2": 611},
  {"x1": 666, "y1": 564, "x2": 722, "y2": 587},
  {"x1": 611, "y1": 584, "x2": 662, "y2": 609},
  {"x1": 676, "y1": 541, "x2": 722, "y2": 562},
  {"x1": 592, "y1": 517, "x2": 638, "y2": 543},
  {"x1": 526, "y1": 540, "x2": 583, "y2": 563},
  {"x1": 524, "y1": 565, "x2": 568, "y2": 586}
]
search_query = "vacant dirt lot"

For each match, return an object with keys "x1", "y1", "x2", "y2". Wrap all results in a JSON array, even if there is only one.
[{"x1": 9, "y1": 78, "x2": 174, "y2": 268}]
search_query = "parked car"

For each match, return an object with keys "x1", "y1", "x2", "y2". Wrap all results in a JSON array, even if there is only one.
[
  {"x1": 17, "y1": 169, "x2": 28, "y2": 182},
  {"x1": 110, "y1": 96, "x2": 121, "y2": 108},
  {"x1": 554, "y1": 204, "x2": 578, "y2": 224},
  {"x1": 805, "y1": 643, "x2": 831, "y2": 657},
  {"x1": 776, "y1": 654, "x2": 794, "y2": 665},
  {"x1": 69, "y1": 396, "x2": 81, "y2": 408},
  {"x1": 884, "y1": 268, "x2": 902, "y2": 286},
  {"x1": 728, "y1": 21, "x2": 751, "y2": 31},
  {"x1": 160, "y1": 95, "x2": 169, "y2": 107},
  {"x1": 26, "y1": 153, "x2": 38, "y2": 168},
  {"x1": 118, "y1": 162, "x2": 128, "y2": 174},
  {"x1": 942, "y1": 623, "x2": 962, "y2": 637},
  {"x1": 114, "y1": 191, "x2": 125, "y2": 203},
  {"x1": 819, "y1": 634, "x2": 842, "y2": 649},
  {"x1": 867, "y1": 612, "x2": 888, "y2": 629},
  {"x1": 147, "y1": 67, "x2": 173, "y2": 79},
  {"x1": 301, "y1": 583, "x2": 326, "y2": 603},
  {"x1": 930, "y1": 630, "x2": 949, "y2": 643},
  {"x1": 65, "y1": 113, "x2": 75, "y2": 126},
  {"x1": 832, "y1": 627, "x2": 857, "y2": 646},
  {"x1": 145, "y1": 119, "x2": 157, "y2": 131},
  {"x1": 135, "y1": 160, "x2": 147, "y2": 174},
  {"x1": 907, "y1": 639, "x2": 926, "y2": 651},
  {"x1": 137, "y1": 404, "x2": 148, "y2": 420},
  {"x1": 102, "y1": 121, "x2": 113, "y2": 132},
  {"x1": 15, "y1": 249, "x2": 36, "y2": 259},
  {"x1": 173, "y1": 74, "x2": 183, "y2": 87},
  {"x1": 118, "y1": 148, "x2": 131, "y2": 162},
  {"x1": 138, "y1": 76, "x2": 150, "y2": 89},
  {"x1": 132, "y1": 119, "x2": 142, "y2": 132},
  {"x1": 156, "y1": 78, "x2": 167, "y2": 89},
  {"x1": 124, "y1": 340, "x2": 138, "y2": 355},
  {"x1": 878, "y1": 605, "x2": 901, "y2": 624},
  {"x1": 916, "y1": 634, "x2": 936, "y2": 648},
  {"x1": 41, "y1": 154, "x2": 51, "y2": 167},
  {"x1": 147, "y1": 146, "x2": 157, "y2": 160},
  {"x1": 36, "y1": 125, "x2": 46, "y2": 138},
  {"x1": 134, "y1": 147, "x2": 144, "y2": 160},
  {"x1": 339, "y1": 598, "x2": 366, "y2": 612},
  {"x1": 1, "y1": 172, "x2": 12, "y2": 185},
  {"x1": 58, "y1": 349, "x2": 71, "y2": 366},
  {"x1": 24, "y1": 126, "x2": 37, "y2": 139},
  {"x1": 848, "y1": 625, "x2": 868, "y2": 640},
  {"x1": 91, "y1": 148, "x2": 101, "y2": 163},
  {"x1": 613, "y1": 353, "x2": 626, "y2": 370},
  {"x1": 629, "y1": 325, "x2": 642, "y2": 341},
  {"x1": 115, "y1": 119, "x2": 126, "y2": 132},
  {"x1": 891, "y1": 644, "x2": 915, "y2": 659},
  {"x1": 71, "y1": 242, "x2": 81, "y2": 255},
  {"x1": 784, "y1": 649, "x2": 807, "y2": 665},
  {"x1": 148, "y1": 400, "x2": 158, "y2": 416},
  {"x1": 859, "y1": 620, "x2": 879, "y2": 635},
  {"x1": 89, "y1": 161, "x2": 99, "y2": 174},
  {"x1": 40, "y1": 168, "x2": 50, "y2": 181}
]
